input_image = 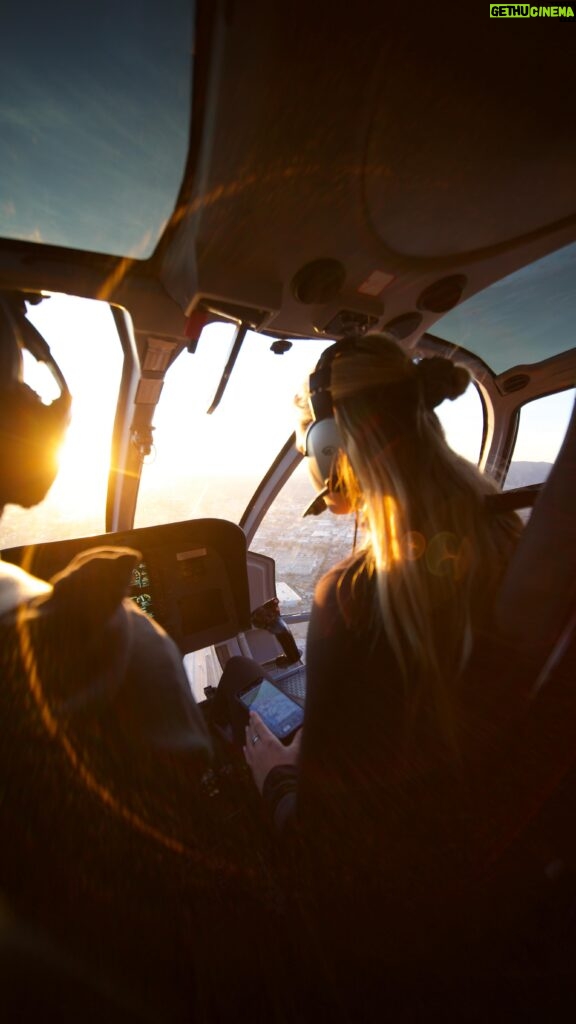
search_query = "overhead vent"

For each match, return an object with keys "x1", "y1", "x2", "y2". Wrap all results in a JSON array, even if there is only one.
[
  {"x1": 321, "y1": 309, "x2": 379, "y2": 337},
  {"x1": 292, "y1": 259, "x2": 346, "y2": 304},
  {"x1": 500, "y1": 373, "x2": 531, "y2": 394},
  {"x1": 417, "y1": 275, "x2": 467, "y2": 313},
  {"x1": 383, "y1": 312, "x2": 423, "y2": 341}
]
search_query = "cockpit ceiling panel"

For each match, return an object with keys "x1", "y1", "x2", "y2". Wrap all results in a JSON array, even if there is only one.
[
  {"x1": 363, "y1": 36, "x2": 576, "y2": 258},
  {"x1": 161, "y1": 4, "x2": 576, "y2": 349}
]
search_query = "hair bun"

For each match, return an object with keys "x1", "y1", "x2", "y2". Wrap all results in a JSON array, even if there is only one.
[{"x1": 416, "y1": 357, "x2": 470, "y2": 409}]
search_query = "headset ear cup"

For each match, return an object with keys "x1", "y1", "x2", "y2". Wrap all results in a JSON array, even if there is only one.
[
  {"x1": 0, "y1": 385, "x2": 70, "y2": 507},
  {"x1": 305, "y1": 417, "x2": 343, "y2": 490}
]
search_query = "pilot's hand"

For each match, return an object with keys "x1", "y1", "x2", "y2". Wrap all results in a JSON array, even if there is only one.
[{"x1": 243, "y1": 711, "x2": 301, "y2": 794}]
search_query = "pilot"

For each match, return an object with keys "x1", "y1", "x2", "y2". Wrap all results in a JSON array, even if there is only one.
[
  {"x1": 0, "y1": 293, "x2": 212, "y2": 778},
  {"x1": 0, "y1": 295, "x2": 213, "y2": 1018}
]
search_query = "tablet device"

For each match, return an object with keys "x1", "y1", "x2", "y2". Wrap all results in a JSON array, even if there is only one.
[{"x1": 237, "y1": 678, "x2": 304, "y2": 741}]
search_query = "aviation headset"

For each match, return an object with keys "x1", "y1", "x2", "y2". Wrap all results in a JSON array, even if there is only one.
[
  {"x1": 0, "y1": 293, "x2": 72, "y2": 506},
  {"x1": 303, "y1": 337, "x2": 361, "y2": 516},
  {"x1": 303, "y1": 334, "x2": 457, "y2": 516},
  {"x1": 304, "y1": 332, "x2": 469, "y2": 485}
]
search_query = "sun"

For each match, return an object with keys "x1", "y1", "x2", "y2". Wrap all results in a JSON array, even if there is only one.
[{"x1": 52, "y1": 407, "x2": 113, "y2": 507}]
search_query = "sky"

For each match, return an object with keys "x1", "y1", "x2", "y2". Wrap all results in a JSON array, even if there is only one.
[{"x1": 0, "y1": 2, "x2": 191, "y2": 257}]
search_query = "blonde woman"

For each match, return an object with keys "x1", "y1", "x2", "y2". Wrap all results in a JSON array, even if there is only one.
[
  {"x1": 237, "y1": 334, "x2": 523, "y2": 1008},
  {"x1": 246, "y1": 334, "x2": 520, "y2": 791}
]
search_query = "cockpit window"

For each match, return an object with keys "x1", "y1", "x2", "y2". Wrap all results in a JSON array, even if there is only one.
[
  {"x1": 0, "y1": 295, "x2": 122, "y2": 549},
  {"x1": 250, "y1": 459, "x2": 359, "y2": 616},
  {"x1": 433, "y1": 241, "x2": 576, "y2": 373},
  {"x1": 0, "y1": 1, "x2": 192, "y2": 257},
  {"x1": 434, "y1": 381, "x2": 484, "y2": 464},
  {"x1": 134, "y1": 324, "x2": 331, "y2": 529},
  {"x1": 505, "y1": 388, "x2": 576, "y2": 491}
]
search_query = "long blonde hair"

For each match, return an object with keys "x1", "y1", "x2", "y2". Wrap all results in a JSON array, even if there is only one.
[{"x1": 326, "y1": 334, "x2": 521, "y2": 732}]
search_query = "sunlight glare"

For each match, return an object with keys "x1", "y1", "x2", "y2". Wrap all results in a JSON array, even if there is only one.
[{"x1": 24, "y1": 294, "x2": 121, "y2": 522}]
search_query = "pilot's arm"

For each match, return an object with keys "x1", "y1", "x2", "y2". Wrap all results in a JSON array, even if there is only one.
[{"x1": 249, "y1": 561, "x2": 362, "y2": 834}]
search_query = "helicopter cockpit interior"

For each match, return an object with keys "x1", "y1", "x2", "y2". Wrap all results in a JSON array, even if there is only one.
[{"x1": 1, "y1": 1, "x2": 575, "y2": 1020}]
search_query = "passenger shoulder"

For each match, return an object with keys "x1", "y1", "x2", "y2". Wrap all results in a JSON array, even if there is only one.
[{"x1": 314, "y1": 553, "x2": 370, "y2": 630}]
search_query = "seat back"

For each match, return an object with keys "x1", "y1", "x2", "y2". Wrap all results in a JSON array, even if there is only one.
[
  {"x1": 455, "y1": 396, "x2": 576, "y2": 926},
  {"x1": 495, "y1": 395, "x2": 576, "y2": 686}
]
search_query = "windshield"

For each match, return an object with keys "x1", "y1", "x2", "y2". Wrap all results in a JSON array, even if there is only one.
[
  {"x1": 0, "y1": 295, "x2": 122, "y2": 550},
  {"x1": 135, "y1": 325, "x2": 331, "y2": 527},
  {"x1": 0, "y1": 310, "x2": 490, "y2": 553}
]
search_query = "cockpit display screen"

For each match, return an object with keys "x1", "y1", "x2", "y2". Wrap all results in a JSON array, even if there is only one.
[{"x1": 128, "y1": 561, "x2": 155, "y2": 618}]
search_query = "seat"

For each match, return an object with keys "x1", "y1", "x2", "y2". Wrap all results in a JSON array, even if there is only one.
[
  {"x1": 495, "y1": 397, "x2": 576, "y2": 689},
  {"x1": 461, "y1": 394, "x2": 576, "y2": 757},
  {"x1": 446, "y1": 397, "x2": 576, "y2": 1013}
]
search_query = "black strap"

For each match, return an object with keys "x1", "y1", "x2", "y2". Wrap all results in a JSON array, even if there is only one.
[{"x1": 485, "y1": 483, "x2": 542, "y2": 513}]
